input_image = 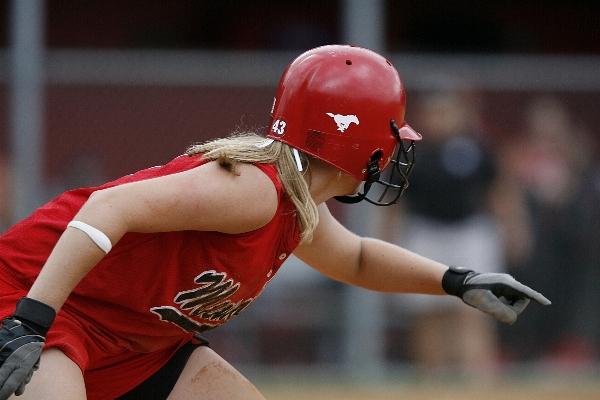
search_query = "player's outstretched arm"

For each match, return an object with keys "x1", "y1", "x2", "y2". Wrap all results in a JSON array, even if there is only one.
[
  {"x1": 294, "y1": 203, "x2": 450, "y2": 295},
  {"x1": 295, "y1": 203, "x2": 551, "y2": 325}
]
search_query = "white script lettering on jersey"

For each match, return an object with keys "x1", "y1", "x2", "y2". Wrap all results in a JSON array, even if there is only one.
[
  {"x1": 150, "y1": 270, "x2": 257, "y2": 333},
  {"x1": 326, "y1": 113, "x2": 360, "y2": 132}
]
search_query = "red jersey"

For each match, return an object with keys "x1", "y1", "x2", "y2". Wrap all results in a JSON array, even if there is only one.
[{"x1": 0, "y1": 154, "x2": 300, "y2": 360}]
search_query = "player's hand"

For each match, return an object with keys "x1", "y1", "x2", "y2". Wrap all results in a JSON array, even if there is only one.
[
  {"x1": 0, "y1": 297, "x2": 55, "y2": 399},
  {"x1": 442, "y1": 266, "x2": 551, "y2": 325}
]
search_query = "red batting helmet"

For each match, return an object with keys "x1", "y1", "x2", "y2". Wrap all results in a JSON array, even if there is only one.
[{"x1": 267, "y1": 44, "x2": 421, "y2": 205}]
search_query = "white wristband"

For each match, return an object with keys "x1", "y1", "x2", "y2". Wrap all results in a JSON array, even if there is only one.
[{"x1": 67, "y1": 220, "x2": 112, "y2": 253}]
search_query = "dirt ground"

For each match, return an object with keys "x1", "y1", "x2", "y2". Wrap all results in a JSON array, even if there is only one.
[{"x1": 258, "y1": 380, "x2": 600, "y2": 400}]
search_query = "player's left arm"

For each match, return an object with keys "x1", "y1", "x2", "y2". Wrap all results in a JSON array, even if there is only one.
[
  {"x1": 293, "y1": 203, "x2": 551, "y2": 324},
  {"x1": 294, "y1": 203, "x2": 448, "y2": 294}
]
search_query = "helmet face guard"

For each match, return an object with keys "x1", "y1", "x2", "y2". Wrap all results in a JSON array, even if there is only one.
[{"x1": 335, "y1": 119, "x2": 417, "y2": 206}]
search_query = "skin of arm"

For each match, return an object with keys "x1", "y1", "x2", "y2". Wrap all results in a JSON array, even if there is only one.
[
  {"x1": 293, "y1": 203, "x2": 448, "y2": 295},
  {"x1": 27, "y1": 161, "x2": 279, "y2": 311}
]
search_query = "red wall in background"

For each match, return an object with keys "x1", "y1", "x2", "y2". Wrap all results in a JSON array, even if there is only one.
[
  {"x1": 1, "y1": 85, "x2": 599, "y2": 183},
  {"x1": 44, "y1": 85, "x2": 275, "y2": 181}
]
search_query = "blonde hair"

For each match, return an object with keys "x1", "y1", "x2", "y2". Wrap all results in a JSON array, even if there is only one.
[{"x1": 186, "y1": 132, "x2": 318, "y2": 244}]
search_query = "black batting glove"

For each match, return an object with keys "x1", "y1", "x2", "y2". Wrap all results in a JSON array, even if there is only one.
[
  {"x1": 0, "y1": 297, "x2": 56, "y2": 399},
  {"x1": 442, "y1": 266, "x2": 551, "y2": 325}
]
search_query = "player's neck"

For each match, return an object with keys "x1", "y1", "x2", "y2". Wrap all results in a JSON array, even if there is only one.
[{"x1": 307, "y1": 160, "x2": 361, "y2": 205}]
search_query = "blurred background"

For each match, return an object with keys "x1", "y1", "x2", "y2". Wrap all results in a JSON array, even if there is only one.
[{"x1": 1, "y1": 0, "x2": 599, "y2": 398}]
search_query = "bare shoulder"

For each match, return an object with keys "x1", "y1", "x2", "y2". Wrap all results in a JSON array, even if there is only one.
[
  {"x1": 86, "y1": 160, "x2": 279, "y2": 234},
  {"x1": 192, "y1": 161, "x2": 279, "y2": 232}
]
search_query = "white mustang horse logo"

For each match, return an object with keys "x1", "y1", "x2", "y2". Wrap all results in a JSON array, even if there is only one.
[{"x1": 326, "y1": 113, "x2": 359, "y2": 132}]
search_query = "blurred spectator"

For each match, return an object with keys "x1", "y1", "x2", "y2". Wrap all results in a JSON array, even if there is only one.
[
  {"x1": 384, "y1": 83, "x2": 505, "y2": 378},
  {"x1": 497, "y1": 95, "x2": 600, "y2": 369}
]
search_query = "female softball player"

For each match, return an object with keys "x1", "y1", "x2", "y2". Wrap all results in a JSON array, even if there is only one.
[{"x1": 0, "y1": 45, "x2": 550, "y2": 400}]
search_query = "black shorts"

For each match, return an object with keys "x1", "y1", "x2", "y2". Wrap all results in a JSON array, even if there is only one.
[{"x1": 116, "y1": 335, "x2": 209, "y2": 400}]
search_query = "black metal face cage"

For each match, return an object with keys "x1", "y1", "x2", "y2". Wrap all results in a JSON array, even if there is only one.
[{"x1": 334, "y1": 119, "x2": 417, "y2": 206}]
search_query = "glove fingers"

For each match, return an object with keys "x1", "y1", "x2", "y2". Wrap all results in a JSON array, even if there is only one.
[
  {"x1": 15, "y1": 367, "x2": 35, "y2": 396},
  {"x1": 0, "y1": 363, "x2": 13, "y2": 383},
  {"x1": 0, "y1": 363, "x2": 18, "y2": 399},
  {"x1": 463, "y1": 289, "x2": 518, "y2": 325},
  {"x1": 15, "y1": 381, "x2": 26, "y2": 396},
  {"x1": 510, "y1": 297, "x2": 531, "y2": 315},
  {"x1": 505, "y1": 280, "x2": 550, "y2": 306},
  {"x1": 466, "y1": 273, "x2": 551, "y2": 305},
  {"x1": 0, "y1": 342, "x2": 43, "y2": 399}
]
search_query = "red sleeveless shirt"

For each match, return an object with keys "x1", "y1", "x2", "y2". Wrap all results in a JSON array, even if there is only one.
[{"x1": 0, "y1": 155, "x2": 301, "y2": 354}]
